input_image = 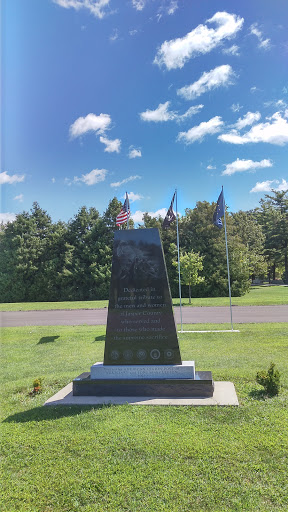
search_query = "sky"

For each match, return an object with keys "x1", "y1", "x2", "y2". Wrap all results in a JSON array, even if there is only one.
[{"x1": 1, "y1": 0, "x2": 288, "y2": 225}]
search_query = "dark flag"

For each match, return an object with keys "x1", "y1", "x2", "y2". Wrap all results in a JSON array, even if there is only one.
[
  {"x1": 162, "y1": 192, "x2": 176, "y2": 228},
  {"x1": 116, "y1": 192, "x2": 130, "y2": 226},
  {"x1": 213, "y1": 188, "x2": 225, "y2": 228}
]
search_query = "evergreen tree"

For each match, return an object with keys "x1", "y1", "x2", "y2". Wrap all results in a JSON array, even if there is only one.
[
  {"x1": 256, "y1": 190, "x2": 288, "y2": 282},
  {"x1": 63, "y1": 206, "x2": 111, "y2": 300},
  {"x1": 0, "y1": 203, "x2": 58, "y2": 301}
]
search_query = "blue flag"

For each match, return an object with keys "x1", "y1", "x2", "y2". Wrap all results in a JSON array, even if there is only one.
[{"x1": 213, "y1": 188, "x2": 225, "y2": 229}]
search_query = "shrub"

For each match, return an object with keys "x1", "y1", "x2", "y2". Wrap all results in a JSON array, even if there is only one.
[
  {"x1": 29, "y1": 377, "x2": 43, "y2": 396},
  {"x1": 256, "y1": 362, "x2": 280, "y2": 396}
]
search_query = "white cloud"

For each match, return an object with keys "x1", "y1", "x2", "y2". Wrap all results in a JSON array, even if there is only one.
[
  {"x1": 13, "y1": 194, "x2": 24, "y2": 202},
  {"x1": 219, "y1": 112, "x2": 288, "y2": 145},
  {"x1": 110, "y1": 175, "x2": 141, "y2": 188},
  {"x1": 207, "y1": 164, "x2": 216, "y2": 170},
  {"x1": 250, "y1": 86, "x2": 259, "y2": 94},
  {"x1": 222, "y1": 44, "x2": 240, "y2": 56},
  {"x1": 132, "y1": 208, "x2": 167, "y2": 224},
  {"x1": 250, "y1": 23, "x2": 271, "y2": 50},
  {"x1": 177, "y1": 105, "x2": 204, "y2": 121},
  {"x1": 177, "y1": 65, "x2": 235, "y2": 100},
  {"x1": 69, "y1": 113, "x2": 111, "y2": 138},
  {"x1": 73, "y1": 168, "x2": 108, "y2": 185},
  {"x1": 182, "y1": 105, "x2": 204, "y2": 120},
  {"x1": 154, "y1": 11, "x2": 244, "y2": 70},
  {"x1": 128, "y1": 146, "x2": 142, "y2": 158},
  {"x1": 259, "y1": 38, "x2": 271, "y2": 50},
  {"x1": 276, "y1": 179, "x2": 288, "y2": 191},
  {"x1": 250, "y1": 179, "x2": 288, "y2": 193},
  {"x1": 126, "y1": 191, "x2": 143, "y2": 202},
  {"x1": 109, "y1": 28, "x2": 119, "y2": 42},
  {"x1": 0, "y1": 212, "x2": 16, "y2": 224},
  {"x1": 264, "y1": 99, "x2": 287, "y2": 110},
  {"x1": 231, "y1": 103, "x2": 242, "y2": 113},
  {"x1": 250, "y1": 23, "x2": 262, "y2": 39},
  {"x1": 166, "y1": 0, "x2": 178, "y2": 15},
  {"x1": 52, "y1": 177, "x2": 56, "y2": 183},
  {"x1": 157, "y1": 0, "x2": 178, "y2": 17},
  {"x1": 0, "y1": 171, "x2": 25, "y2": 185},
  {"x1": 53, "y1": 0, "x2": 111, "y2": 18},
  {"x1": 140, "y1": 101, "x2": 203, "y2": 122},
  {"x1": 234, "y1": 111, "x2": 261, "y2": 130},
  {"x1": 132, "y1": 0, "x2": 145, "y2": 10},
  {"x1": 222, "y1": 158, "x2": 273, "y2": 176},
  {"x1": 140, "y1": 102, "x2": 176, "y2": 122},
  {"x1": 99, "y1": 136, "x2": 121, "y2": 153},
  {"x1": 177, "y1": 116, "x2": 224, "y2": 144}
]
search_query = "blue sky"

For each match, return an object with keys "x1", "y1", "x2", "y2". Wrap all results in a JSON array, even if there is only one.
[{"x1": 1, "y1": 0, "x2": 288, "y2": 224}]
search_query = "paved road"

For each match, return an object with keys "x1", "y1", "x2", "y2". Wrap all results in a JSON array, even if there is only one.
[{"x1": 1, "y1": 305, "x2": 287, "y2": 327}]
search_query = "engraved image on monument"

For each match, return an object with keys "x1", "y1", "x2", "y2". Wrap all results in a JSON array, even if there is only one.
[{"x1": 104, "y1": 228, "x2": 182, "y2": 365}]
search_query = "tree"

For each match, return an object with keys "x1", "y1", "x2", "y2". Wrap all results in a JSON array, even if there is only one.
[
  {"x1": 62, "y1": 206, "x2": 112, "y2": 300},
  {"x1": 256, "y1": 190, "x2": 288, "y2": 283},
  {"x1": 0, "y1": 203, "x2": 60, "y2": 302},
  {"x1": 0, "y1": 198, "x2": 258, "y2": 303},
  {"x1": 232, "y1": 210, "x2": 267, "y2": 281},
  {"x1": 175, "y1": 251, "x2": 205, "y2": 303},
  {"x1": 181, "y1": 201, "x2": 250, "y2": 296}
]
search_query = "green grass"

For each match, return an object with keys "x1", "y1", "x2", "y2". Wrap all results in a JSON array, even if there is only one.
[
  {"x1": 0, "y1": 299, "x2": 109, "y2": 311},
  {"x1": 0, "y1": 284, "x2": 287, "y2": 311},
  {"x1": 1, "y1": 323, "x2": 288, "y2": 511},
  {"x1": 174, "y1": 284, "x2": 288, "y2": 307}
]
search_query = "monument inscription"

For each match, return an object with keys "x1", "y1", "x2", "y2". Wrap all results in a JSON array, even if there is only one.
[{"x1": 104, "y1": 228, "x2": 182, "y2": 365}]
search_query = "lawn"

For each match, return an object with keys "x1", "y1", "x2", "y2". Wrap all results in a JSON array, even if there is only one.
[
  {"x1": 0, "y1": 284, "x2": 287, "y2": 311},
  {"x1": 1, "y1": 323, "x2": 288, "y2": 511}
]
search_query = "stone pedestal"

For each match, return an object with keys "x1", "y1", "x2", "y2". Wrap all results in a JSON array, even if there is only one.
[
  {"x1": 73, "y1": 371, "x2": 214, "y2": 398},
  {"x1": 90, "y1": 361, "x2": 195, "y2": 380}
]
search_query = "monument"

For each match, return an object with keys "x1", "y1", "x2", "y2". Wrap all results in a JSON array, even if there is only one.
[{"x1": 73, "y1": 228, "x2": 214, "y2": 398}]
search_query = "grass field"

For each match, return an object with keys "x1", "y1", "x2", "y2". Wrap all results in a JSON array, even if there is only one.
[
  {"x1": 0, "y1": 284, "x2": 287, "y2": 311},
  {"x1": 1, "y1": 323, "x2": 288, "y2": 511}
]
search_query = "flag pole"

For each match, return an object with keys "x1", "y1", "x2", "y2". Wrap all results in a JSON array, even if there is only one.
[
  {"x1": 175, "y1": 188, "x2": 183, "y2": 332},
  {"x1": 222, "y1": 186, "x2": 233, "y2": 331}
]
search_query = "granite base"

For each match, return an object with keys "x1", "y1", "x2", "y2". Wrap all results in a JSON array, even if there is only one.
[
  {"x1": 73, "y1": 371, "x2": 214, "y2": 398},
  {"x1": 90, "y1": 361, "x2": 195, "y2": 379}
]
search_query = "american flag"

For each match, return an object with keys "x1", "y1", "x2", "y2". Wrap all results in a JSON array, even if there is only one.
[{"x1": 116, "y1": 193, "x2": 130, "y2": 226}]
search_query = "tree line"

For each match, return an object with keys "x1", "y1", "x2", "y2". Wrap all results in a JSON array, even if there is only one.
[{"x1": 0, "y1": 190, "x2": 287, "y2": 303}]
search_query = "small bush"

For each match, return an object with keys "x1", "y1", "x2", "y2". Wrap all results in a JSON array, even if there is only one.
[
  {"x1": 32, "y1": 378, "x2": 42, "y2": 389},
  {"x1": 29, "y1": 377, "x2": 43, "y2": 396},
  {"x1": 256, "y1": 362, "x2": 280, "y2": 396}
]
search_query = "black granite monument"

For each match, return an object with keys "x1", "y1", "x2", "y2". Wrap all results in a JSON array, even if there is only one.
[
  {"x1": 104, "y1": 228, "x2": 181, "y2": 365},
  {"x1": 73, "y1": 228, "x2": 214, "y2": 398}
]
